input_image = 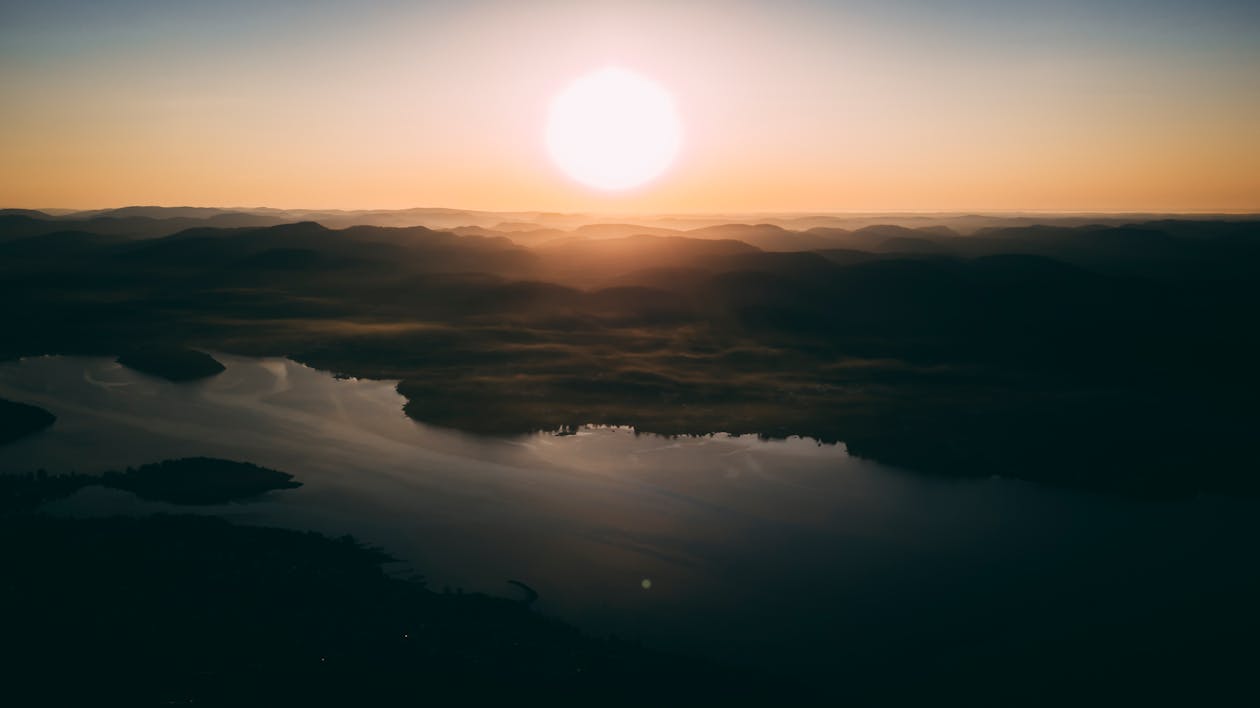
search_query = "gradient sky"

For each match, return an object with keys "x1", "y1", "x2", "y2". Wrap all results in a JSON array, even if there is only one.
[{"x1": 2, "y1": 0, "x2": 1257, "y2": 212}]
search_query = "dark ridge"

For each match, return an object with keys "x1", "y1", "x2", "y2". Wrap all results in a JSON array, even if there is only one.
[
  {"x1": 0, "y1": 230, "x2": 131, "y2": 257},
  {"x1": 572, "y1": 223, "x2": 679, "y2": 238},
  {"x1": 876, "y1": 235, "x2": 948, "y2": 253},
  {"x1": 0, "y1": 208, "x2": 52, "y2": 219}
]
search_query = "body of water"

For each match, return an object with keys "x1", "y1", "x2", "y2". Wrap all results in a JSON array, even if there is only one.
[{"x1": 2, "y1": 354, "x2": 1256, "y2": 676}]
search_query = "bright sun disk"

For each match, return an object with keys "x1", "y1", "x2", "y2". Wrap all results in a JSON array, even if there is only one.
[{"x1": 546, "y1": 67, "x2": 682, "y2": 191}]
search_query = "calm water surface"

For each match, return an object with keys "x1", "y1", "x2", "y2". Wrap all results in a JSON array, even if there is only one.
[{"x1": 2, "y1": 355, "x2": 1256, "y2": 671}]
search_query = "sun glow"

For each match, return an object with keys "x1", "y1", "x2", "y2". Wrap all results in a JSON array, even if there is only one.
[{"x1": 546, "y1": 67, "x2": 682, "y2": 192}]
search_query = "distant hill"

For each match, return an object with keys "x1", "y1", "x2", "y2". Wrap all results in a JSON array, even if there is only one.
[
  {"x1": 0, "y1": 212, "x2": 288, "y2": 241},
  {"x1": 0, "y1": 230, "x2": 131, "y2": 256},
  {"x1": 0, "y1": 208, "x2": 53, "y2": 219},
  {"x1": 686, "y1": 223, "x2": 832, "y2": 251},
  {"x1": 572, "y1": 223, "x2": 679, "y2": 239},
  {"x1": 536, "y1": 234, "x2": 759, "y2": 284}
]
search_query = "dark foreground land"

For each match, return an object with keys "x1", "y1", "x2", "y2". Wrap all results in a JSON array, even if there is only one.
[
  {"x1": 1, "y1": 513, "x2": 768, "y2": 707},
  {"x1": 0, "y1": 458, "x2": 766, "y2": 705},
  {"x1": 2, "y1": 507, "x2": 1253, "y2": 706},
  {"x1": 3, "y1": 208, "x2": 1258, "y2": 495}
]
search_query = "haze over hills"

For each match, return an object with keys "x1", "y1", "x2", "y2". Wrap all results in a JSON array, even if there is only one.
[
  {"x1": 3, "y1": 207, "x2": 1258, "y2": 496},
  {"x1": 8, "y1": 205, "x2": 1260, "y2": 241}
]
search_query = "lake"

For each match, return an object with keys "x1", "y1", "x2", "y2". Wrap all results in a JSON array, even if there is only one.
[{"x1": 2, "y1": 354, "x2": 1257, "y2": 678}]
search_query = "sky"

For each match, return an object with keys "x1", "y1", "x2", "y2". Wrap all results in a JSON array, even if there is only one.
[{"x1": 1, "y1": 0, "x2": 1257, "y2": 213}]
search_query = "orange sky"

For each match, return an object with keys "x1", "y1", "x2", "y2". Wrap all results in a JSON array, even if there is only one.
[{"x1": 2, "y1": 0, "x2": 1257, "y2": 213}]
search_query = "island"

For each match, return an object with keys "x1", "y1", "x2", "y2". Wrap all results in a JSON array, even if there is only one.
[
  {"x1": 0, "y1": 397, "x2": 55, "y2": 444},
  {"x1": 0, "y1": 456, "x2": 301, "y2": 510},
  {"x1": 117, "y1": 346, "x2": 226, "y2": 381}
]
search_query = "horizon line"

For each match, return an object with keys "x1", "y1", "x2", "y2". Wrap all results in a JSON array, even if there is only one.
[{"x1": 14, "y1": 205, "x2": 1260, "y2": 218}]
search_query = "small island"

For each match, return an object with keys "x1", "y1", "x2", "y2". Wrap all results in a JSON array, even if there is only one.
[
  {"x1": 0, "y1": 457, "x2": 301, "y2": 510},
  {"x1": 117, "y1": 346, "x2": 226, "y2": 382},
  {"x1": 0, "y1": 398, "x2": 55, "y2": 444},
  {"x1": 103, "y1": 456, "x2": 302, "y2": 504}
]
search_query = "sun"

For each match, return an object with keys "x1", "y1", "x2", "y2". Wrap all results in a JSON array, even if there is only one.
[{"x1": 546, "y1": 67, "x2": 682, "y2": 191}]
